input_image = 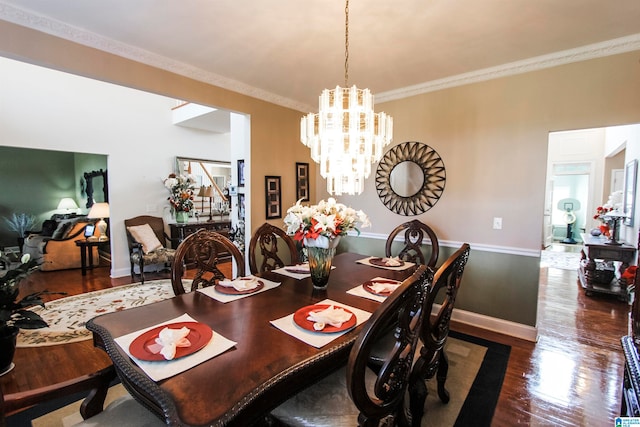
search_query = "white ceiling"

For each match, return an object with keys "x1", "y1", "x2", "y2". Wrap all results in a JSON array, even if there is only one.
[{"x1": 1, "y1": 0, "x2": 640, "y2": 113}]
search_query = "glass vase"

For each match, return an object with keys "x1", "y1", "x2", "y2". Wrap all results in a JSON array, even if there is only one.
[
  {"x1": 307, "y1": 246, "x2": 336, "y2": 290},
  {"x1": 175, "y1": 211, "x2": 188, "y2": 224},
  {"x1": 304, "y1": 236, "x2": 340, "y2": 290}
]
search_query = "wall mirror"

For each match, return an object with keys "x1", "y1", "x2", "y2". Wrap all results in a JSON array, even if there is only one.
[
  {"x1": 375, "y1": 141, "x2": 446, "y2": 216},
  {"x1": 176, "y1": 157, "x2": 232, "y2": 217},
  {"x1": 84, "y1": 169, "x2": 108, "y2": 208}
]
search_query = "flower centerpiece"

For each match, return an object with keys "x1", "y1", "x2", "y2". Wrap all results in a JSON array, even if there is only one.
[
  {"x1": 163, "y1": 173, "x2": 196, "y2": 223},
  {"x1": 593, "y1": 205, "x2": 613, "y2": 236},
  {"x1": 284, "y1": 198, "x2": 370, "y2": 289}
]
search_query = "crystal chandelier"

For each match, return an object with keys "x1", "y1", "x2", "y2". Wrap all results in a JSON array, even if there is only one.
[{"x1": 300, "y1": 0, "x2": 393, "y2": 196}]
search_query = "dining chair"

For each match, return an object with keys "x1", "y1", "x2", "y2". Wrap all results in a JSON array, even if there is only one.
[
  {"x1": 0, "y1": 365, "x2": 164, "y2": 427},
  {"x1": 409, "y1": 243, "x2": 471, "y2": 424},
  {"x1": 385, "y1": 219, "x2": 439, "y2": 268},
  {"x1": 124, "y1": 215, "x2": 176, "y2": 284},
  {"x1": 248, "y1": 222, "x2": 299, "y2": 275},
  {"x1": 267, "y1": 264, "x2": 433, "y2": 427},
  {"x1": 171, "y1": 228, "x2": 245, "y2": 295}
]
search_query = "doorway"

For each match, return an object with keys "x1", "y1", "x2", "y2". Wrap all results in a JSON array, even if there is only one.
[{"x1": 547, "y1": 164, "x2": 591, "y2": 245}]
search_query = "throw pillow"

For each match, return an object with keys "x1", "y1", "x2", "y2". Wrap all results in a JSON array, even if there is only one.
[
  {"x1": 41, "y1": 220, "x2": 58, "y2": 237},
  {"x1": 127, "y1": 224, "x2": 163, "y2": 254},
  {"x1": 51, "y1": 220, "x2": 73, "y2": 239}
]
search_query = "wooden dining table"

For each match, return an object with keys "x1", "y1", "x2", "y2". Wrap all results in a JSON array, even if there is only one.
[{"x1": 86, "y1": 252, "x2": 417, "y2": 427}]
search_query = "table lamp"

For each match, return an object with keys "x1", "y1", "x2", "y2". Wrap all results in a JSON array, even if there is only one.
[
  {"x1": 88, "y1": 202, "x2": 110, "y2": 241},
  {"x1": 198, "y1": 186, "x2": 214, "y2": 221},
  {"x1": 57, "y1": 197, "x2": 79, "y2": 213},
  {"x1": 603, "y1": 210, "x2": 627, "y2": 245}
]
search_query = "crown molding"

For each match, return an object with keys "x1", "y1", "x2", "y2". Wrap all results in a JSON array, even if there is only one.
[
  {"x1": 376, "y1": 33, "x2": 640, "y2": 103},
  {"x1": 2, "y1": 2, "x2": 639, "y2": 112}
]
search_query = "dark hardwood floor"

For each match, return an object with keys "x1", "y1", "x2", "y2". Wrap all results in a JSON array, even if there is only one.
[{"x1": 2, "y1": 247, "x2": 629, "y2": 424}]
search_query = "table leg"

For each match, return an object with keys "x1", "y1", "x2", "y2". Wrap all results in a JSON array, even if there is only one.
[
  {"x1": 80, "y1": 245, "x2": 88, "y2": 276},
  {"x1": 87, "y1": 245, "x2": 94, "y2": 271}
]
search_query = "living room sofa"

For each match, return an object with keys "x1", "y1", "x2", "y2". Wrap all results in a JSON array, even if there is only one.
[{"x1": 23, "y1": 215, "x2": 99, "y2": 271}]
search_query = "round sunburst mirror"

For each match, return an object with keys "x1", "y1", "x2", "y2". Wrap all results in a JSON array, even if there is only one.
[{"x1": 375, "y1": 141, "x2": 446, "y2": 216}]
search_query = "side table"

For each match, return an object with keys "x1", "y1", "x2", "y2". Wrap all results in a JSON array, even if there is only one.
[
  {"x1": 75, "y1": 238, "x2": 109, "y2": 276},
  {"x1": 578, "y1": 233, "x2": 636, "y2": 301}
]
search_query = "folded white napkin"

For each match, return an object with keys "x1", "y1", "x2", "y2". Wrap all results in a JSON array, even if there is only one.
[
  {"x1": 382, "y1": 257, "x2": 403, "y2": 266},
  {"x1": 368, "y1": 280, "x2": 401, "y2": 294},
  {"x1": 218, "y1": 277, "x2": 260, "y2": 291},
  {"x1": 307, "y1": 305, "x2": 353, "y2": 330},
  {"x1": 286, "y1": 263, "x2": 310, "y2": 273},
  {"x1": 154, "y1": 326, "x2": 191, "y2": 360}
]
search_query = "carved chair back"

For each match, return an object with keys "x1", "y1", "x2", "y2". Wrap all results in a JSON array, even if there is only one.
[
  {"x1": 409, "y1": 243, "x2": 471, "y2": 423},
  {"x1": 171, "y1": 229, "x2": 245, "y2": 295},
  {"x1": 347, "y1": 265, "x2": 433, "y2": 426},
  {"x1": 385, "y1": 219, "x2": 439, "y2": 267},
  {"x1": 248, "y1": 222, "x2": 299, "y2": 275}
]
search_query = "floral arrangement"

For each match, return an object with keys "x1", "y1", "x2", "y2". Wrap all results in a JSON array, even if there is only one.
[
  {"x1": 593, "y1": 205, "x2": 613, "y2": 223},
  {"x1": 163, "y1": 173, "x2": 196, "y2": 213},
  {"x1": 284, "y1": 198, "x2": 370, "y2": 247}
]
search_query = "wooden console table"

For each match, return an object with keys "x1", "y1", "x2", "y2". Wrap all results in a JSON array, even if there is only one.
[
  {"x1": 169, "y1": 220, "x2": 232, "y2": 267},
  {"x1": 578, "y1": 234, "x2": 635, "y2": 301},
  {"x1": 169, "y1": 219, "x2": 231, "y2": 245}
]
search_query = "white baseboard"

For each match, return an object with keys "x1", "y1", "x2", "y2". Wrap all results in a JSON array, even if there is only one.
[{"x1": 435, "y1": 304, "x2": 539, "y2": 342}]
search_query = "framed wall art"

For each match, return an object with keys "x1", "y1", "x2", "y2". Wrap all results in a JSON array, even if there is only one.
[
  {"x1": 296, "y1": 162, "x2": 310, "y2": 201},
  {"x1": 237, "y1": 159, "x2": 245, "y2": 187},
  {"x1": 238, "y1": 193, "x2": 246, "y2": 220},
  {"x1": 624, "y1": 159, "x2": 637, "y2": 226},
  {"x1": 265, "y1": 176, "x2": 282, "y2": 219}
]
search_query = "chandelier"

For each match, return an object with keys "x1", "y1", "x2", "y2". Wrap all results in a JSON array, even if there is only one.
[{"x1": 300, "y1": 0, "x2": 393, "y2": 196}]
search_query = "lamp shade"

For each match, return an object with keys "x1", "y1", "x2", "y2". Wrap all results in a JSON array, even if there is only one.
[
  {"x1": 198, "y1": 186, "x2": 214, "y2": 198},
  {"x1": 87, "y1": 202, "x2": 110, "y2": 219},
  {"x1": 57, "y1": 197, "x2": 79, "y2": 211}
]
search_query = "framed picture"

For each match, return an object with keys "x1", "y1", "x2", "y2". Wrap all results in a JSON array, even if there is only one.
[
  {"x1": 237, "y1": 159, "x2": 245, "y2": 187},
  {"x1": 238, "y1": 193, "x2": 245, "y2": 220},
  {"x1": 624, "y1": 159, "x2": 637, "y2": 226},
  {"x1": 296, "y1": 162, "x2": 310, "y2": 201},
  {"x1": 265, "y1": 176, "x2": 282, "y2": 219}
]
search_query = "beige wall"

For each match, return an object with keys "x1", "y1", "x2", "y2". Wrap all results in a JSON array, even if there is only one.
[{"x1": 2, "y1": 19, "x2": 640, "y2": 337}]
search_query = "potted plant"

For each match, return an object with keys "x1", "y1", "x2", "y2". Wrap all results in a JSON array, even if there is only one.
[
  {"x1": 2, "y1": 213, "x2": 37, "y2": 249},
  {"x1": 0, "y1": 251, "x2": 53, "y2": 374}
]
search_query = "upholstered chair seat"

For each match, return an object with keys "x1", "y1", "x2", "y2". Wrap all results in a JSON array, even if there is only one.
[{"x1": 73, "y1": 395, "x2": 164, "y2": 427}]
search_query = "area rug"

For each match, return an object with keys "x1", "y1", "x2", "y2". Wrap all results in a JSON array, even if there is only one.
[
  {"x1": 540, "y1": 250, "x2": 582, "y2": 271},
  {"x1": 21, "y1": 331, "x2": 510, "y2": 427},
  {"x1": 17, "y1": 279, "x2": 179, "y2": 348}
]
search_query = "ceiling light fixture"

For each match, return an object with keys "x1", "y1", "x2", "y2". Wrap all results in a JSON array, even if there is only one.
[{"x1": 300, "y1": 0, "x2": 393, "y2": 196}]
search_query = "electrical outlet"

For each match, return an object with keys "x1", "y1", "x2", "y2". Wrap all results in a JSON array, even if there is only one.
[{"x1": 493, "y1": 217, "x2": 502, "y2": 230}]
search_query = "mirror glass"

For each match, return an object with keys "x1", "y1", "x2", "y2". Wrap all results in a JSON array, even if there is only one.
[
  {"x1": 390, "y1": 161, "x2": 424, "y2": 197},
  {"x1": 176, "y1": 157, "x2": 232, "y2": 219}
]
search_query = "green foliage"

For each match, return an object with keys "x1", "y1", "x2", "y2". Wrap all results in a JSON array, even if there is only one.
[{"x1": 0, "y1": 252, "x2": 65, "y2": 330}]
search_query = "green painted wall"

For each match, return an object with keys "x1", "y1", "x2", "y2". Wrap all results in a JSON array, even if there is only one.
[
  {"x1": 0, "y1": 146, "x2": 106, "y2": 247},
  {"x1": 337, "y1": 235, "x2": 540, "y2": 326}
]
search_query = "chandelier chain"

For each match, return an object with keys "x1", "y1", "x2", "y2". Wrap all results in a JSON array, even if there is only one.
[{"x1": 344, "y1": 0, "x2": 349, "y2": 87}]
